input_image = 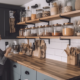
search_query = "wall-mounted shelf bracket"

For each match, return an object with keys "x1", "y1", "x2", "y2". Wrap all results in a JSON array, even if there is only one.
[
  {"x1": 40, "y1": 38, "x2": 50, "y2": 44},
  {"x1": 39, "y1": 19, "x2": 49, "y2": 25},
  {"x1": 60, "y1": 15, "x2": 71, "y2": 23},
  {"x1": 60, "y1": 38, "x2": 71, "y2": 46}
]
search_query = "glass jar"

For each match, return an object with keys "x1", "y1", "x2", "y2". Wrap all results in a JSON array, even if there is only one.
[
  {"x1": 52, "y1": 24, "x2": 62, "y2": 36},
  {"x1": 43, "y1": 25, "x2": 52, "y2": 36},
  {"x1": 42, "y1": 6, "x2": 50, "y2": 17},
  {"x1": 62, "y1": 23, "x2": 74, "y2": 36},
  {"x1": 31, "y1": 8, "x2": 36, "y2": 20},
  {"x1": 31, "y1": 27, "x2": 37, "y2": 36},
  {"x1": 19, "y1": 28, "x2": 24, "y2": 36},
  {"x1": 36, "y1": 9, "x2": 43, "y2": 19},
  {"x1": 37, "y1": 25, "x2": 44, "y2": 36},
  {"x1": 23, "y1": 28, "x2": 31, "y2": 37}
]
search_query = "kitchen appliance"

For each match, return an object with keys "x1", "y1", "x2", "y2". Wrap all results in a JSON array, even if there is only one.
[{"x1": 12, "y1": 40, "x2": 20, "y2": 54}]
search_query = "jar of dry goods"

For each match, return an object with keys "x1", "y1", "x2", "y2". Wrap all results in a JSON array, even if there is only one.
[
  {"x1": 36, "y1": 9, "x2": 43, "y2": 19},
  {"x1": 52, "y1": 24, "x2": 62, "y2": 36},
  {"x1": 50, "y1": 2, "x2": 58, "y2": 15},
  {"x1": 43, "y1": 6, "x2": 50, "y2": 17},
  {"x1": 25, "y1": 7, "x2": 31, "y2": 21},
  {"x1": 37, "y1": 25, "x2": 44, "y2": 36},
  {"x1": 19, "y1": 28, "x2": 24, "y2": 36},
  {"x1": 62, "y1": 23, "x2": 74, "y2": 36},
  {"x1": 31, "y1": 27, "x2": 37, "y2": 36},
  {"x1": 43, "y1": 25, "x2": 52, "y2": 36},
  {"x1": 23, "y1": 28, "x2": 31, "y2": 37},
  {"x1": 31, "y1": 8, "x2": 36, "y2": 20}
]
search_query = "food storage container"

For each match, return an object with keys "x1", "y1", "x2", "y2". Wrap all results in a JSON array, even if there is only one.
[
  {"x1": 42, "y1": 6, "x2": 50, "y2": 17},
  {"x1": 43, "y1": 25, "x2": 52, "y2": 36},
  {"x1": 31, "y1": 8, "x2": 36, "y2": 20},
  {"x1": 23, "y1": 28, "x2": 31, "y2": 37},
  {"x1": 75, "y1": 0, "x2": 80, "y2": 10},
  {"x1": 19, "y1": 28, "x2": 24, "y2": 36},
  {"x1": 31, "y1": 27, "x2": 37, "y2": 36},
  {"x1": 50, "y1": 1, "x2": 58, "y2": 15},
  {"x1": 62, "y1": 23, "x2": 74, "y2": 36},
  {"x1": 52, "y1": 23, "x2": 62, "y2": 36},
  {"x1": 25, "y1": 7, "x2": 31, "y2": 21},
  {"x1": 37, "y1": 25, "x2": 44, "y2": 36},
  {"x1": 36, "y1": 9, "x2": 43, "y2": 19}
]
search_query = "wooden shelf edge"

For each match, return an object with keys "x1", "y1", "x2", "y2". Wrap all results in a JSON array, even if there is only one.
[{"x1": 61, "y1": 36, "x2": 80, "y2": 39}]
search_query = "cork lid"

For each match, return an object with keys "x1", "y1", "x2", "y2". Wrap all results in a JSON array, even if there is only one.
[
  {"x1": 20, "y1": 28, "x2": 24, "y2": 30},
  {"x1": 63, "y1": 23, "x2": 73, "y2": 25},
  {"x1": 45, "y1": 25, "x2": 51, "y2": 27},
  {"x1": 43, "y1": 6, "x2": 50, "y2": 9},
  {"x1": 31, "y1": 27, "x2": 35, "y2": 29},
  {"x1": 36, "y1": 9, "x2": 43, "y2": 11},
  {"x1": 54, "y1": 23, "x2": 62, "y2": 26}
]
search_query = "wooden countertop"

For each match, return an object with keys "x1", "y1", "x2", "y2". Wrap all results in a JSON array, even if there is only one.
[{"x1": 7, "y1": 54, "x2": 80, "y2": 80}]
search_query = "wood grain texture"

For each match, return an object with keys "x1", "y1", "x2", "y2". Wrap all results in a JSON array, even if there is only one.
[{"x1": 7, "y1": 54, "x2": 80, "y2": 80}]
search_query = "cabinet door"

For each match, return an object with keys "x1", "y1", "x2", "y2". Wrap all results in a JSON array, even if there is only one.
[
  {"x1": 37, "y1": 72, "x2": 56, "y2": 80},
  {"x1": 0, "y1": 8, "x2": 5, "y2": 38},
  {"x1": 21, "y1": 65, "x2": 36, "y2": 80},
  {"x1": 11, "y1": 72, "x2": 21, "y2": 80}
]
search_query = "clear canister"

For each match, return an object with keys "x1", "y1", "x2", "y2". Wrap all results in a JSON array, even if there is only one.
[
  {"x1": 52, "y1": 24, "x2": 62, "y2": 36},
  {"x1": 43, "y1": 6, "x2": 50, "y2": 17},
  {"x1": 62, "y1": 23, "x2": 74, "y2": 36},
  {"x1": 43, "y1": 25, "x2": 52, "y2": 36},
  {"x1": 36, "y1": 9, "x2": 43, "y2": 19},
  {"x1": 19, "y1": 28, "x2": 24, "y2": 36},
  {"x1": 31, "y1": 27, "x2": 37, "y2": 36}
]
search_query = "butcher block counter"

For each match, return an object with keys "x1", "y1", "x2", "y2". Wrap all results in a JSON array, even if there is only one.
[{"x1": 7, "y1": 54, "x2": 80, "y2": 80}]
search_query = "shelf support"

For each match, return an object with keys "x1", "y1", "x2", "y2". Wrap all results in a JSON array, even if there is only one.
[
  {"x1": 39, "y1": 19, "x2": 49, "y2": 25},
  {"x1": 60, "y1": 15, "x2": 71, "y2": 23},
  {"x1": 60, "y1": 38, "x2": 71, "y2": 46},
  {"x1": 40, "y1": 38, "x2": 50, "y2": 44}
]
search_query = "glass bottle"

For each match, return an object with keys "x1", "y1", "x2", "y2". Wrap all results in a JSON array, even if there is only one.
[{"x1": 19, "y1": 28, "x2": 24, "y2": 36}]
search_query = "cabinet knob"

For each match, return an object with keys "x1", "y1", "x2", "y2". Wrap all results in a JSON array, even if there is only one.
[
  {"x1": 25, "y1": 71, "x2": 29, "y2": 75},
  {"x1": 13, "y1": 65, "x2": 17, "y2": 68}
]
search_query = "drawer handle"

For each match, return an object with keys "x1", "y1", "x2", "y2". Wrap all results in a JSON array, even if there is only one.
[
  {"x1": 13, "y1": 65, "x2": 17, "y2": 68},
  {"x1": 25, "y1": 71, "x2": 29, "y2": 75}
]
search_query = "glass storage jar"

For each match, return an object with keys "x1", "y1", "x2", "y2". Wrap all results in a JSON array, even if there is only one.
[
  {"x1": 23, "y1": 28, "x2": 31, "y2": 37},
  {"x1": 36, "y1": 9, "x2": 43, "y2": 19},
  {"x1": 19, "y1": 28, "x2": 24, "y2": 36},
  {"x1": 31, "y1": 8, "x2": 36, "y2": 20},
  {"x1": 31, "y1": 27, "x2": 37, "y2": 36},
  {"x1": 52, "y1": 23, "x2": 62, "y2": 36},
  {"x1": 62, "y1": 23, "x2": 74, "y2": 36},
  {"x1": 43, "y1": 25, "x2": 52, "y2": 36},
  {"x1": 42, "y1": 6, "x2": 50, "y2": 17},
  {"x1": 37, "y1": 25, "x2": 44, "y2": 36},
  {"x1": 25, "y1": 7, "x2": 31, "y2": 21}
]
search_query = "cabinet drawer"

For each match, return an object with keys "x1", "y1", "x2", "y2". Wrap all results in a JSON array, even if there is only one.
[
  {"x1": 21, "y1": 65, "x2": 36, "y2": 80},
  {"x1": 37, "y1": 72, "x2": 56, "y2": 80},
  {"x1": 10, "y1": 61, "x2": 21, "y2": 74}
]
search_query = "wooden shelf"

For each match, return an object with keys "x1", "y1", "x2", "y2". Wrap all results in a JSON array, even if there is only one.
[
  {"x1": 17, "y1": 36, "x2": 25, "y2": 38},
  {"x1": 17, "y1": 22, "x2": 27, "y2": 25},
  {"x1": 61, "y1": 36, "x2": 80, "y2": 39},
  {"x1": 61, "y1": 10, "x2": 80, "y2": 18}
]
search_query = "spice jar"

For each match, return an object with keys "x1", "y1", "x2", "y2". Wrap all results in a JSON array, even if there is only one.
[
  {"x1": 62, "y1": 23, "x2": 74, "y2": 36},
  {"x1": 43, "y1": 25, "x2": 52, "y2": 36},
  {"x1": 52, "y1": 24, "x2": 62, "y2": 36},
  {"x1": 31, "y1": 27, "x2": 37, "y2": 36},
  {"x1": 37, "y1": 25, "x2": 44, "y2": 36},
  {"x1": 36, "y1": 9, "x2": 43, "y2": 19},
  {"x1": 23, "y1": 28, "x2": 31, "y2": 37},
  {"x1": 19, "y1": 28, "x2": 24, "y2": 36},
  {"x1": 31, "y1": 8, "x2": 36, "y2": 20},
  {"x1": 25, "y1": 7, "x2": 31, "y2": 21},
  {"x1": 42, "y1": 6, "x2": 50, "y2": 17}
]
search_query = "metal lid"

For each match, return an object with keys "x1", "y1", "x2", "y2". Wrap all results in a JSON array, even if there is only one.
[
  {"x1": 63, "y1": 23, "x2": 73, "y2": 25},
  {"x1": 36, "y1": 9, "x2": 43, "y2": 11},
  {"x1": 43, "y1": 6, "x2": 50, "y2": 9}
]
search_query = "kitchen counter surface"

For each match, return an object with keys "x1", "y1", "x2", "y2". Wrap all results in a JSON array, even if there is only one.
[{"x1": 7, "y1": 54, "x2": 80, "y2": 80}]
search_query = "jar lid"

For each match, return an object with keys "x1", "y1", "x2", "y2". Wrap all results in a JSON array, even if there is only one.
[
  {"x1": 43, "y1": 6, "x2": 50, "y2": 9},
  {"x1": 31, "y1": 27, "x2": 35, "y2": 29},
  {"x1": 63, "y1": 23, "x2": 73, "y2": 25},
  {"x1": 24, "y1": 28, "x2": 28, "y2": 30},
  {"x1": 20, "y1": 28, "x2": 24, "y2": 30},
  {"x1": 36, "y1": 9, "x2": 43, "y2": 11},
  {"x1": 54, "y1": 23, "x2": 62, "y2": 26},
  {"x1": 39, "y1": 25, "x2": 43, "y2": 28}
]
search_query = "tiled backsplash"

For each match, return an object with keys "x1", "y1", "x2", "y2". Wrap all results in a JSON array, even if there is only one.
[{"x1": 0, "y1": 0, "x2": 80, "y2": 63}]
